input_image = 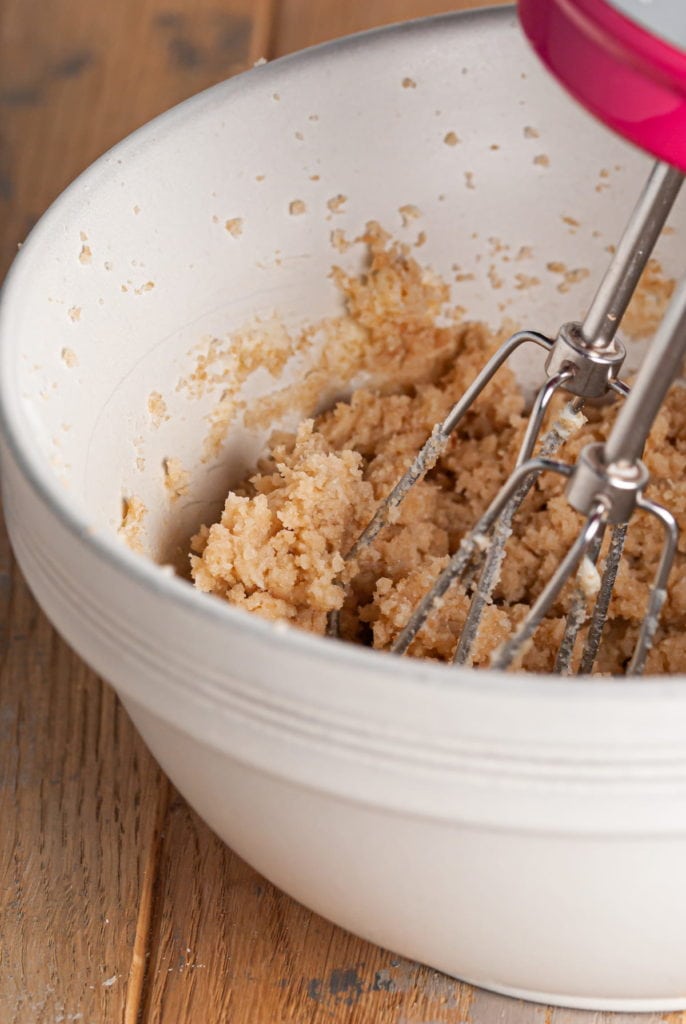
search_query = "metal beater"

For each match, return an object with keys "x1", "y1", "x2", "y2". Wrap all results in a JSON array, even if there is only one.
[
  {"x1": 329, "y1": 160, "x2": 684, "y2": 674},
  {"x1": 330, "y1": 0, "x2": 686, "y2": 674}
]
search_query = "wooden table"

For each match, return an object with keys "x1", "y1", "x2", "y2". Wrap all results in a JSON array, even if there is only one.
[{"x1": 1, "y1": 2, "x2": 684, "y2": 1022}]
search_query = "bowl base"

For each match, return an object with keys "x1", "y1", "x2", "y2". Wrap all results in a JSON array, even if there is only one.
[{"x1": 460, "y1": 974, "x2": 686, "y2": 1013}]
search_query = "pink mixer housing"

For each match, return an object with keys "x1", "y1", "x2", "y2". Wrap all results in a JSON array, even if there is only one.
[{"x1": 518, "y1": 0, "x2": 686, "y2": 173}]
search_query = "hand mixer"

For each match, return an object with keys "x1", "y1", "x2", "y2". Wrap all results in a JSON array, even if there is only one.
[{"x1": 331, "y1": 0, "x2": 686, "y2": 675}]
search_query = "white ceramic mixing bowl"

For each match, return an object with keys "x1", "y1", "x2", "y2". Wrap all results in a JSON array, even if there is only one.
[{"x1": 3, "y1": 6, "x2": 686, "y2": 1010}]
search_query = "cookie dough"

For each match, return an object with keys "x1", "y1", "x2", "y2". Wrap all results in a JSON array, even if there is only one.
[{"x1": 191, "y1": 228, "x2": 686, "y2": 674}]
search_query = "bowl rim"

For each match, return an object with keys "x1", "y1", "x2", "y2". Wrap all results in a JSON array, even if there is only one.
[{"x1": 1, "y1": 3, "x2": 683, "y2": 701}]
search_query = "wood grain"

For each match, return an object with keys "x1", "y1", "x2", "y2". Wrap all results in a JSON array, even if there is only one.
[
  {"x1": 3, "y1": 1, "x2": 686, "y2": 1023},
  {"x1": 0, "y1": 498, "x2": 165, "y2": 1023},
  {"x1": 271, "y1": 0, "x2": 505, "y2": 57},
  {"x1": 0, "y1": 1, "x2": 270, "y2": 1022},
  {"x1": 140, "y1": 795, "x2": 477, "y2": 1023}
]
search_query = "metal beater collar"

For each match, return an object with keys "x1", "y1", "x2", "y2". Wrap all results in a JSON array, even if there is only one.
[
  {"x1": 545, "y1": 322, "x2": 625, "y2": 399},
  {"x1": 566, "y1": 443, "x2": 649, "y2": 524}
]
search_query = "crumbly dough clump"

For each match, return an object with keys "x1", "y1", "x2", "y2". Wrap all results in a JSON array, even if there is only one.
[{"x1": 191, "y1": 227, "x2": 686, "y2": 674}]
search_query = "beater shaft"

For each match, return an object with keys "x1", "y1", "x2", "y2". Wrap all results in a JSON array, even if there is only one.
[
  {"x1": 582, "y1": 162, "x2": 683, "y2": 348},
  {"x1": 605, "y1": 275, "x2": 686, "y2": 465}
]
